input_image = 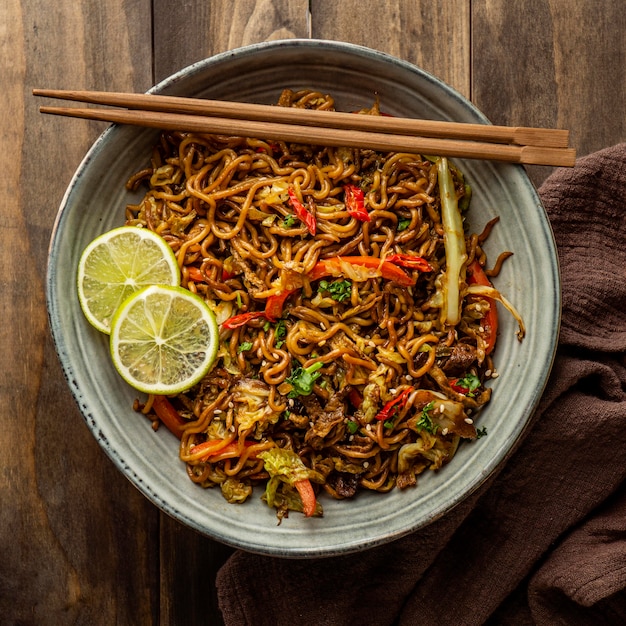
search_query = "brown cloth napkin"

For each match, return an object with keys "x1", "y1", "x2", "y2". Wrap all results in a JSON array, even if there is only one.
[{"x1": 216, "y1": 144, "x2": 626, "y2": 626}]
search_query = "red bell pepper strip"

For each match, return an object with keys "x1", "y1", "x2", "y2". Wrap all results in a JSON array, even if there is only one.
[
  {"x1": 374, "y1": 388, "x2": 413, "y2": 422},
  {"x1": 187, "y1": 266, "x2": 205, "y2": 282},
  {"x1": 221, "y1": 311, "x2": 267, "y2": 330},
  {"x1": 309, "y1": 255, "x2": 415, "y2": 287},
  {"x1": 385, "y1": 253, "x2": 433, "y2": 273},
  {"x1": 466, "y1": 259, "x2": 498, "y2": 355},
  {"x1": 344, "y1": 184, "x2": 370, "y2": 222},
  {"x1": 294, "y1": 478, "x2": 316, "y2": 517},
  {"x1": 151, "y1": 395, "x2": 186, "y2": 439},
  {"x1": 264, "y1": 289, "x2": 295, "y2": 322},
  {"x1": 288, "y1": 187, "x2": 317, "y2": 235}
]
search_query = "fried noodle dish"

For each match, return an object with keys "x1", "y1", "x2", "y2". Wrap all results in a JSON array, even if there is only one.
[{"x1": 125, "y1": 89, "x2": 525, "y2": 521}]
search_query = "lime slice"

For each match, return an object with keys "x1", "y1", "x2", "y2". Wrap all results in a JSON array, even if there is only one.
[
  {"x1": 109, "y1": 285, "x2": 219, "y2": 394},
  {"x1": 77, "y1": 226, "x2": 180, "y2": 333}
]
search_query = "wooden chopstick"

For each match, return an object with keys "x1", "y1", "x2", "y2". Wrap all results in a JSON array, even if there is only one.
[{"x1": 33, "y1": 88, "x2": 576, "y2": 167}]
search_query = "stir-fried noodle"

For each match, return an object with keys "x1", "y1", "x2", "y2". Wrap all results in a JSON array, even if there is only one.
[{"x1": 125, "y1": 89, "x2": 525, "y2": 520}]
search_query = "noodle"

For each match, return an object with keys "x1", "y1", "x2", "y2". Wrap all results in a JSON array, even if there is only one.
[{"x1": 125, "y1": 88, "x2": 521, "y2": 519}]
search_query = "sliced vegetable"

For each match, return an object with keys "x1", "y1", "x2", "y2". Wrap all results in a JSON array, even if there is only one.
[
  {"x1": 265, "y1": 289, "x2": 295, "y2": 321},
  {"x1": 374, "y1": 387, "x2": 413, "y2": 422},
  {"x1": 437, "y1": 157, "x2": 468, "y2": 326},
  {"x1": 190, "y1": 439, "x2": 258, "y2": 463},
  {"x1": 466, "y1": 259, "x2": 499, "y2": 354},
  {"x1": 258, "y1": 447, "x2": 323, "y2": 518},
  {"x1": 151, "y1": 395, "x2": 186, "y2": 439},
  {"x1": 385, "y1": 253, "x2": 433, "y2": 272},
  {"x1": 309, "y1": 255, "x2": 415, "y2": 287},
  {"x1": 343, "y1": 183, "x2": 370, "y2": 222},
  {"x1": 221, "y1": 310, "x2": 267, "y2": 330},
  {"x1": 294, "y1": 478, "x2": 317, "y2": 518},
  {"x1": 288, "y1": 187, "x2": 316, "y2": 235}
]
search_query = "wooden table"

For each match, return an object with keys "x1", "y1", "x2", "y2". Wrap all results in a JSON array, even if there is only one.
[{"x1": 3, "y1": 1, "x2": 625, "y2": 623}]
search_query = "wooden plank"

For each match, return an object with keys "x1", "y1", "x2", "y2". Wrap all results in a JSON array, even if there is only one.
[
  {"x1": 152, "y1": 0, "x2": 311, "y2": 80},
  {"x1": 310, "y1": 0, "x2": 471, "y2": 98},
  {"x1": 472, "y1": 0, "x2": 626, "y2": 186},
  {"x1": 1, "y1": 0, "x2": 157, "y2": 623}
]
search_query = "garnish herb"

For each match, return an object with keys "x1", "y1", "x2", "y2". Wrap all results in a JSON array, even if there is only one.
[
  {"x1": 397, "y1": 218, "x2": 411, "y2": 231},
  {"x1": 346, "y1": 420, "x2": 359, "y2": 434},
  {"x1": 451, "y1": 372, "x2": 481, "y2": 396},
  {"x1": 235, "y1": 291, "x2": 243, "y2": 309},
  {"x1": 476, "y1": 426, "x2": 488, "y2": 438},
  {"x1": 286, "y1": 362, "x2": 324, "y2": 398},
  {"x1": 416, "y1": 401, "x2": 438, "y2": 434},
  {"x1": 283, "y1": 214, "x2": 296, "y2": 228},
  {"x1": 318, "y1": 279, "x2": 352, "y2": 302},
  {"x1": 237, "y1": 341, "x2": 253, "y2": 353},
  {"x1": 274, "y1": 319, "x2": 287, "y2": 348}
]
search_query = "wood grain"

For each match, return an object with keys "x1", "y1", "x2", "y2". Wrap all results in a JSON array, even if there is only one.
[{"x1": 3, "y1": 0, "x2": 626, "y2": 624}]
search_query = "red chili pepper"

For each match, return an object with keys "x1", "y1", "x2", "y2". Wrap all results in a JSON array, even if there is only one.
[
  {"x1": 151, "y1": 395, "x2": 186, "y2": 439},
  {"x1": 467, "y1": 259, "x2": 498, "y2": 355},
  {"x1": 449, "y1": 380, "x2": 469, "y2": 394},
  {"x1": 343, "y1": 184, "x2": 370, "y2": 222},
  {"x1": 288, "y1": 187, "x2": 317, "y2": 235},
  {"x1": 385, "y1": 253, "x2": 433, "y2": 272},
  {"x1": 294, "y1": 478, "x2": 316, "y2": 518},
  {"x1": 309, "y1": 255, "x2": 415, "y2": 287},
  {"x1": 374, "y1": 388, "x2": 413, "y2": 422},
  {"x1": 221, "y1": 311, "x2": 267, "y2": 330},
  {"x1": 264, "y1": 289, "x2": 295, "y2": 322}
]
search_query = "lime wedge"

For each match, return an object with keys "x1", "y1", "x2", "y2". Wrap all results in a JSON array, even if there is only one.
[
  {"x1": 77, "y1": 226, "x2": 180, "y2": 334},
  {"x1": 109, "y1": 285, "x2": 218, "y2": 395}
]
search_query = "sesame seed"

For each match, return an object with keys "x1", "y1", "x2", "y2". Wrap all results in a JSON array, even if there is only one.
[
  {"x1": 390, "y1": 388, "x2": 397, "y2": 394},
  {"x1": 319, "y1": 340, "x2": 326, "y2": 346},
  {"x1": 288, "y1": 399, "x2": 294, "y2": 407},
  {"x1": 491, "y1": 371, "x2": 500, "y2": 378},
  {"x1": 405, "y1": 375, "x2": 413, "y2": 382},
  {"x1": 363, "y1": 461, "x2": 370, "y2": 469},
  {"x1": 464, "y1": 417, "x2": 474, "y2": 424},
  {"x1": 309, "y1": 421, "x2": 314, "y2": 428},
  {"x1": 439, "y1": 403, "x2": 445, "y2": 413},
  {"x1": 479, "y1": 326, "x2": 485, "y2": 333},
  {"x1": 228, "y1": 401, "x2": 234, "y2": 409},
  {"x1": 442, "y1": 427, "x2": 449, "y2": 436},
  {"x1": 214, "y1": 409, "x2": 222, "y2": 415},
  {"x1": 366, "y1": 423, "x2": 372, "y2": 431},
  {"x1": 229, "y1": 425, "x2": 236, "y2": 431},
  {"x1": 261, "y1": 360, "x2": 267, "y2": 367},
  {"x1": 484, "y1": 369, "x2": 492, "y2": 377}
]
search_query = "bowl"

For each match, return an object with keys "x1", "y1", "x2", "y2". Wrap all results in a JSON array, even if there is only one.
[{"x1": 46, "y1": 39, "x2": 560, "y2": 557}]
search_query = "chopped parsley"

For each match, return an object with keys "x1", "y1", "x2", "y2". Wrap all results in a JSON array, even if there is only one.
[
  {"x1": 454, "y1": 372, "x2": 481, "y2": 397},
  {"x1": 416, "y1": 401, "x2": 438, "y2": 434},
  {"x1": 476, "y1": 426, "x2": 488, "y2": 438},
  {"x1": 237, "y1": 341, "x2": 253, "y2": 353},
  {"x1": 286, "y1": 362, "x2": 324, "y2": 398},
  {"x1": 283, "y1": 214, "x2": 296, "y2": 228},
  {"x1": 263, "y1": 319, "x2": 287, "y2": 348},
  {"x1": 318, "y1": 279, "x2": 352, "y2": 303},
  {"x1": 346, "y1": 420, "x2": 359, "y2": 434}
]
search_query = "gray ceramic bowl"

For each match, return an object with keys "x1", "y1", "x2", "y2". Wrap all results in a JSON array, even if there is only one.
[{"x1": 47, "y1": 40, "x2": 560, "y2": 557}]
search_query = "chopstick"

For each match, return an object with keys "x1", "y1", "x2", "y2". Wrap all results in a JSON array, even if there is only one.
[{"x1": 33, "y1": 88, "x2": 576, "y2": 167}]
